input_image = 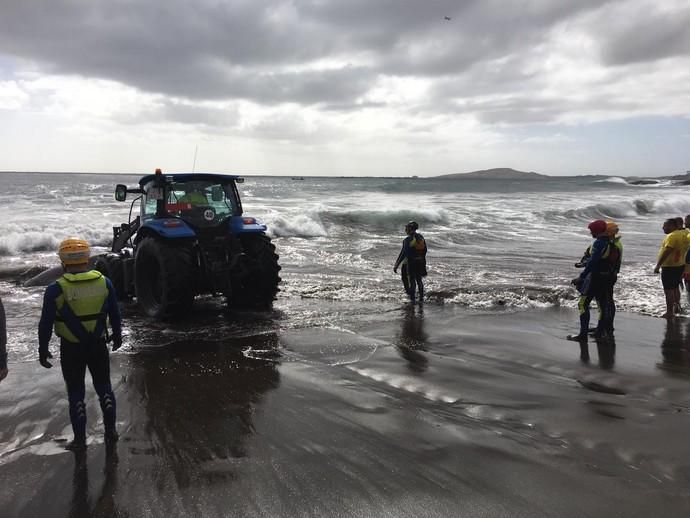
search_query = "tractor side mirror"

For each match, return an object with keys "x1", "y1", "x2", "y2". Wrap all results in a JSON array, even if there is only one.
[
  {"x1": 115, "y1": 184, "x2": 127, "y2": 202},
  {"x1": 211, "y1": 185, "x2": 224, "y2": 202}
]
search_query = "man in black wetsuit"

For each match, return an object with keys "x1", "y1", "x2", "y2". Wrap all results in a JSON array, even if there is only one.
[
  {"x1": 38, "y1": 237, "x2": 122, "y2": 449},
  {"x1": 393, "y1": 221, "x2": 428, "y2": 304}
]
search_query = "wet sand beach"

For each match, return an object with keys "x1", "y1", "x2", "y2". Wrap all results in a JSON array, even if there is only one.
[{"x1": 1, "y1": 303, "x2": 690, "y2": 517}]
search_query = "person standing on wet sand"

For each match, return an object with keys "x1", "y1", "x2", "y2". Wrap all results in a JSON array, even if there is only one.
[
  {"x1": 604, "y1": 221, "x2": 622, "y2": 332},
  {"x1": 654, "y1": 218, "x2": 686, "y2": 319},
  {"x1": 683, "y1": 214, "x2": 690, "y2": 294},
  {"x1": 394, "y1": 221, "x2": 427, "y2": 305},
  {"x1": 38, "y1": 237, "x2": 122, "y2": 449},
  {"x1": 0, "y1": 295, "x2": 7, "y2": 382},
  {"x1": 568, "y1": 220, "x2": 614, "y2": 341}
]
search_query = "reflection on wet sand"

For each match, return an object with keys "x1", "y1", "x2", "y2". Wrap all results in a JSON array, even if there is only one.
[
  {"x1": 658, "y1": 318, "x2": 690, "y2": 374},
  {"x1": 125, "y1": 333, "x2": 281, "y2": 490},
  {"x1": 396, "y1": 306, "x2": 428, "y2": 372},
  {"x1": 70, "y1": 444, "x2": 119, "y2": 518},
  {"x1": 579, "y1": 336, "x2": 616, "y2": 370}
]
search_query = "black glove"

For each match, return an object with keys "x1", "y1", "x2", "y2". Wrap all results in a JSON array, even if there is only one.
[
  {"x1": 39, "y1": 350, "x2": 53, "y2": 369},
  {"x1": 111, "y1": 335, "x2": 122, "y2": 352}
]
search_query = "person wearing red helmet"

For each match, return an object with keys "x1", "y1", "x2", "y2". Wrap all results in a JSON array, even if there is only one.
[
  {"x1": 568, "y1": 220, "x2": 615, "y2": 341},
  {"x1": 654, "y1": 218, "x2": 686, "y2": 319}
]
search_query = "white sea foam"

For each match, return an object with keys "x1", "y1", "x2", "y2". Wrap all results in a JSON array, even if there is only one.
[
  {"x1": 596, "y1": 177, "x2": 629, "y2": 184},
  {"x1": 265, "y1": 213, "x2": 328, "y2": 238}
]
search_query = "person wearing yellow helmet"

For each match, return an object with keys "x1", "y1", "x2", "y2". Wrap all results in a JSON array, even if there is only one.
[{"x1": 38, "y1": 237, "x2": 123, "y2": 449}]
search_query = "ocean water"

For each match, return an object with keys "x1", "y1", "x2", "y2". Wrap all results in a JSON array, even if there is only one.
[{"x1": 1, "y1": 171, "x2": 688, "y2": 361}]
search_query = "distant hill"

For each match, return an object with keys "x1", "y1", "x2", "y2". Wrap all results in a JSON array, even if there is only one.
[{"x1": 435, "y1": 168, "x2": 547, "y2": 180}]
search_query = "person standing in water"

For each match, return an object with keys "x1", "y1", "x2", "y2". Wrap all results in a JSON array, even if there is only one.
[
  {"x1": 38, "y1": 237, "x2": 122, "y2": 449},
  {"x1": 394, "y1": 221, "x2": 427, "y2": 305}
]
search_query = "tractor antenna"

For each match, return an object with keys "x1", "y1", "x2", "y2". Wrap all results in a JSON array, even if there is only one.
[{"x1": 192, "y1": 145, "x2": 198, "y2": 173}]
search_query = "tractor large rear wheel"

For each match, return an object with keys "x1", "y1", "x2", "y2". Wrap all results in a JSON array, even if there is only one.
[
  {"x1": 135, "y1": 238, "x2": 195, "y2": 318},
  {"x1": 231, "y1": 233, "x2": 281, "y2": 309}
]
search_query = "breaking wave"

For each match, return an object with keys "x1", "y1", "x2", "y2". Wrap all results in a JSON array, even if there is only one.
[
  {"x1": 595, "y1": 177, "x2": 629, "y2": 185},
  {"x1": 551, "y1": 195, "x2": 690, "y2": 221},
  {"x1": 267, "y1": 214, "x2": 328, "y2": 238},
  {"x1": 319, "y1": 207, "x2": 450, "y2": 228},
  {"x1": 0, "y1": 228, "x2": 112, "y2": 256}
]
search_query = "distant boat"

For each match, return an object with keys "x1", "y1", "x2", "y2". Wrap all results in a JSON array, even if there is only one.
[{"x1": 291, "y1": 176, "x2": 305, "y2": 180}]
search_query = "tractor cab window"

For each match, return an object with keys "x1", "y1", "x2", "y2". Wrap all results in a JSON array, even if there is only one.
[
  {"x1": 141, "y1": 178, "x2": 239, "y2": 226},
  {"x1": 169, "y1": 181, "x2": 210, "y2": 207},
  {"x1": 167, "y1": 180, "x2": 239, "y2": 226},
  {"x1": 142, "y1": 184, "x2": 163, "y2": 219}
]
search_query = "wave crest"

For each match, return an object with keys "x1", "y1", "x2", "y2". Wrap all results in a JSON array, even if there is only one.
[
  {"x1": 555, "y1": 195, "x2": 690, "y2": 221},
  {"x1": 320, "y1": 207, "x2": 449, "y2": 228},
  {"x1": 0, "y1": 228, "x2": 112, "y2": 256}
]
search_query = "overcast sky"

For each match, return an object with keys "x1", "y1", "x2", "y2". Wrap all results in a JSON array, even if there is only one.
[{"x1": 1, "y1": 0, "x2": 689, "y2": 176}]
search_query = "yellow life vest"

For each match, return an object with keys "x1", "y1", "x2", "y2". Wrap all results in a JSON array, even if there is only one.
[{"x1": 55, "y1": 271, "x2": 108, "y2": 343}]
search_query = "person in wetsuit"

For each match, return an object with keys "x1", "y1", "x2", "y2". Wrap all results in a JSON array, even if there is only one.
[
  {"x1": 393, "y1": 221, "x2": 427, "y2": 304},
  {"x1": 0, "y1": 296, "x2": 7, "y2": 382},
  {"x1": 654, "y1": 218, "x2": 686, "y2": 319},
  {"x1": 569, "y1": 220, "x2": 616, "y2": 341},
  {"x1": 38, "y1": 237, "x2": 122, "y2": 449},
  {"x1": 604, "y1": 221, "x2": 622, "y2": 332},
  {"x1": 681, "y1": 214, "x2": 690, "y2": 300}
]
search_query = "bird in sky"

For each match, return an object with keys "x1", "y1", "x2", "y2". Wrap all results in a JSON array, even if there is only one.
[{"x1": 444, "y1": 16, "x2": 451, "y2": 20}]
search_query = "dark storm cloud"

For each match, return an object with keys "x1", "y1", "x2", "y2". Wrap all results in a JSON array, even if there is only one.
[
  {"x1": 311, "y1": 0, "x2": 614, "y2": 76},
  {"x1": 0, "y1": 0, "x2": 686, "y2": 128},
  {"x1": 0, "y1": 1, "x2": 611, "y2": 98},
  {"x1": 600, "y1": 7, "x2": 690, "y2": 65},
  {"x1": 0, "y1": 0, "x2": 367, "y2": 102}
]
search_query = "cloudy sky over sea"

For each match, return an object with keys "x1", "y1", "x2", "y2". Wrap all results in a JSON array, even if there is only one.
[{"x1": 0, "y1": 0, "x2": 689, "y2": 176}]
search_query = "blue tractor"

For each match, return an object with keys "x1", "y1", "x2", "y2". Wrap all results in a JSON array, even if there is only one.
[{"x1": 93, "y1": 169, "x2": 281, "y2": 318}]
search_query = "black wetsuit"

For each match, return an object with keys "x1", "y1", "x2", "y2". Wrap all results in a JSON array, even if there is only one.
[
  {"x1": 606, "y1": 237, "x2": 622, "y2": 332},
  {"x1": 0, "y1": 296, "x2": 7, "y2": 371},
  {"x1": 394, "y1": 233, "x2": 427, "y2": 303},
  {"x1": 38, "y1": 277, "x2": 121, "y2": 442},
  {"x1": 576, "y1": 236, "x2": 616, "y2": 336}
]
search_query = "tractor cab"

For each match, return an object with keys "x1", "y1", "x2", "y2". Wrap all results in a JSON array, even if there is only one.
[{"x1": 139, "y1": 174, "x2": 243, "y2": 229}]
